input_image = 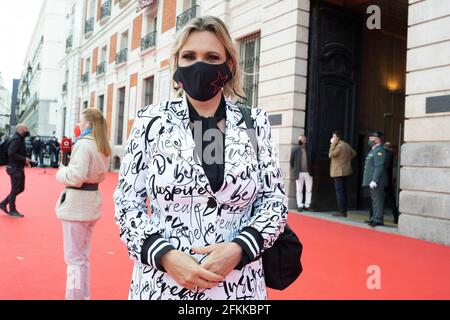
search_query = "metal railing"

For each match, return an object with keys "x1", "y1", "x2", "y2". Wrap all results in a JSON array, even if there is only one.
[
  {"x1": 66, "y1": 35, "x2": 73, "y2": 50},
  {"x1": 141, "y1": 31, "x2": 157, "y2": 51},
  {"x1": 176, "y1": 6, "x2": 199, "y2": 31},
  {"x1": 81, "y1": 72, "x2": 89, "y2": 84},
  {"x1": 101, "y1": 0, "x2": 112, "y2": 19},
  {"x1": 85, "y1": 17, "x2": 94, "y2": 34},
  {"x1": 118, "y1": 0, "x2": 131, "y2": 8},
  {"x1": 96, "y1": 61, "x2": 106, "y2": 75},
  {"x1": 115, "y1": 48, "x2": 127, "y2": 65},
  {"x1": 26, "y1": 92, "x2": 39, "y2": 110},
  {"x1": 62, "y1": 82, "x2": 67, "y2": 92}
]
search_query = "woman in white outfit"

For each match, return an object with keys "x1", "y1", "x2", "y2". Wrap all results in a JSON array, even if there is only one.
[
  {"x1": 114, "y1": 16, "x2": 288, "y2": 300},
  {"x1": 55, "y1": 109, "x2": 111, "y2": 300}
]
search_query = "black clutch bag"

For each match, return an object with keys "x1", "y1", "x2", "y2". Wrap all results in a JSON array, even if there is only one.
[{"x1": 262, "y1": 224, "x2": 303, "y2": 290}]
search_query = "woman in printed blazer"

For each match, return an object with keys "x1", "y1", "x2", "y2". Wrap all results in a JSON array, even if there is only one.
[{"x1": 113, "y1": 15, "x2": 288, "y2": 300}]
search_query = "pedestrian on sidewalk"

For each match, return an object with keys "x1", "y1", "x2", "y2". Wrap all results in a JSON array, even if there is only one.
[
  {"x1": 31, "y1": 135, "x2": 42, "y2": 164},
  {"x1": 363, "y1": 131, "x2": 388, "y2": 227},
  {"x1": 329, "y1": 130, "x2": 356, "y2": 218},
  {"x1": 55, "y1": 109, "x2": 111, "y2": 300},
  {"x1": 0, "y1": 124, "x2": 32, "y2": 218},
  {"x1": 290, "y1": 135, "x2": 313, "y2": 211},
  {"x1": 60, "y1": 136, "x2": 72, "y2": 166},
  {"x1": 114, "y1": 15, "x2": 288, "y2": 300}
]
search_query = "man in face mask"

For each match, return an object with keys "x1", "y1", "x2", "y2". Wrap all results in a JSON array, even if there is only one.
[
  {"x1": 362, "y1": 131, "x2": 388, "y2": 227},
  {"x1": 290, "y1": 135, "x2": 313, "y2": 211},
  {"x1": 0, "y1": 124, "x2": 32, "y2": 218}
]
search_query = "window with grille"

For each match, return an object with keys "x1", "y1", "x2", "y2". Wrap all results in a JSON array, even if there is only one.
[
  {"x1": 144, "y1": 76, "x2": 154, "y2": 106},
  {"x1": 116, "y1": 88, "x2": 126, "y2": 145},
  {"x1": 98, "y1": 95, "x2": 105, "y2": 113},
  {"x1": 238, "y1": 33, "x2": 260, "y2": 107}
]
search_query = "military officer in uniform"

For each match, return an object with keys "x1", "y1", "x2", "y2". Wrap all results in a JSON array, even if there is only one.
[{"x1": 362, "y1": 131, "x2": 388, "y2": 227}]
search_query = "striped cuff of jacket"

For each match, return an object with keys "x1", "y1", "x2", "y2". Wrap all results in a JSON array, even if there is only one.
[
  {"x1": 141, "y1": 233, "x2": 175, "y2": 272},
  {"x1": 232, "y1": 227, "x2": 264, "y2": 270}
]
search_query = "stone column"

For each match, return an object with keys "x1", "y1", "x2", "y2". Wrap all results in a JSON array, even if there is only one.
[
  {"x1": 399, "y1": 0, "x2": 450, "y2": 245},
  {"x1": 259, "y1": 0, "x2": 310, "y2": 209}
]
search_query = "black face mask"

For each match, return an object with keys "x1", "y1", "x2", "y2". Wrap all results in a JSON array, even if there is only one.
[
  {"x1": 23, "y1": 131, "x2": 30, "y2": 138},
  {"x1": 298, "y1": 141, "x2": 303, "y2": 146},
  {"x1": 173, "y1": 61, "x2": 232, "y2": 102}
]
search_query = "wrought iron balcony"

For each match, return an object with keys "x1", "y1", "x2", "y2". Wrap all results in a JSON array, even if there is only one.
[
  {"x1": 66, "y1": 35, "x2": 73, "y2": 50},
  {"x1": 62, "y1": 82, "x2": 67, "y2": 93},
  {"x1": 176, "y1": 6, "x2": 199, "y2": 31},
  {"x1": 141, "y1": 31, "x2": 157, "y2": 51},
  {"x1": 115, "y1": 48, "x2": 127, "y2": 65},
  {"x1": 96, "y1": 61, "x2": 106, "y2": 75},
  {"x1": 118, "y1": 0, "x2": 131, "y2": 8},
  {"x1": 101, "y1": 0, "x2": 112, "y2": 19},
  {"x1": 85, "y1": 17, "x2": 94, "y2": 34},
  {"x1": 81, "y1": 72, "x2": 89, "y2": 84}
]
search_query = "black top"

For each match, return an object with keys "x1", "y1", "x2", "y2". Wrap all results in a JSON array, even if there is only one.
[
  {"x1": 8, "y1": 133, "x2": 27, "y2": 169},
  {"x1": 290, "y1": 146, "x2": 313, "y2": 177},
  {"x1": 187, "y1": 95, "x2": 226, "y2": 193}
]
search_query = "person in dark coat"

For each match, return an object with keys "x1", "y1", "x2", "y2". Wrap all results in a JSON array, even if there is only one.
[
  {"x1": 32, "y1": 136, "x2": 42, "y2": 164},
  {"x1": 290, "y1": 135, "x2": 313, "y2": 211},
  {"x1": 383, "y1": 142, "x2": 399, "y2": 224},
  {"x1": 362, "y1": 131, "x2": 388, "y2": 227},
  {"x1": 0, "y1": 124, "x2": 32, "y2": 217},
  {"x1": 49, "y1": 136, "x2": 60, "y2": 167}
]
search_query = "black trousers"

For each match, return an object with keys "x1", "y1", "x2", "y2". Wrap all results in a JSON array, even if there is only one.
[
  {"x1": 333, "y1": 176, "x2": 348, "y2": 213},
  {"x1": 368, "y1": 185, "x2": 399, "y2": 223},
  {"x1": 1, "y1": 167, "x2": 25, "y2": 211},
  {"x1": 385, "y1": 183, "x2": 399, "y2": 222}
]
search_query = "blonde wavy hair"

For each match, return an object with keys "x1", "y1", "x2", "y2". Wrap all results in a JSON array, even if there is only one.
[
  {"x1": 82, "y1": 108, "x2": 111, "y2": 157},
  {"x1": 171, "y1": 15, "x2": 245, "y2": 102}
]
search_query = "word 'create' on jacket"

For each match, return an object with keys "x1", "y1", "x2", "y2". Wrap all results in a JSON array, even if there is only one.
[{"x1": 113, "y1": 95, "x2": 288, "y2": 300}]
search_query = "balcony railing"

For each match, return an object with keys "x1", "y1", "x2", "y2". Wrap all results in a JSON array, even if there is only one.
[
  {"x1": 96, "y1": 61, "x2": 105, "y2": 75},
  {"x1": 141, "y1": 31, "x2": 157, "y2": 51},
  {"x1": 101, "y1": 0, "x2": 112, "y2": 19},
  {"x1": 81, "y1": 72, "x2": 89, "y2": 84},
  {"x1": 27, "y1": 92, "x2": 39, "y2": 109},
  {"x1": 176, "y1": 6, "x2": 199, "y2": 31},
  {"x1": 66, "y1": 35, "x2": 73, "y2": 50},
  {"x1": 115, "y1": 48, "x2": 127, "y2": 65},
  {"x1": 118, "y1": 0, "x2": 131, "y2": 8},
  {"x1": 85, "y1": 17, "x2": 94, "y2": 34},
  {"x1": 62, "y1": 82, "x2": 67, "y2": 93}
]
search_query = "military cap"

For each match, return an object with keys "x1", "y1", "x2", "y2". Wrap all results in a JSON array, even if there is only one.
[{"x1": 369, "y1": 131, "x2": 384, "y2": 138}]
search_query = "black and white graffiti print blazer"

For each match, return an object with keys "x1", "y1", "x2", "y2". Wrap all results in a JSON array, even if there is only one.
[{"x1": 113, "y1": 94, "x2": 288, "y2": 300}]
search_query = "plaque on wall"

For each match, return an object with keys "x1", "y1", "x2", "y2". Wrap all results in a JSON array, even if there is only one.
[
  {"x1": 268, "y1": 113, "x2": 282, "y2": 126},
  {"x1": 426, "y1": 95, "x2": 450, "y2": 114}
]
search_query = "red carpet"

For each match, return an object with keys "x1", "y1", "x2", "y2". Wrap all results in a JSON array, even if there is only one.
[{"x1": 1, "y1": 168, "x2": 449, "y2": 300}]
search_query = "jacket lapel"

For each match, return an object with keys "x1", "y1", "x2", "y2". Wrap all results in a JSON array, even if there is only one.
[
  {"x1": 159, "y1": 95, "x2": 256, "y2": 195},
  {"x1": 222, "y1": 100, "x2": 257, "y2": 182}
]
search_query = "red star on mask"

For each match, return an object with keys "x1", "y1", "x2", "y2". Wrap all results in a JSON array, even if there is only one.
[{"x1": 210, "y1": 72, "x2": 229, "y2": 94}]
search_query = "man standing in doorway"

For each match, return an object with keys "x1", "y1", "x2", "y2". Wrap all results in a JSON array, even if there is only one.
[
  {"x1": 290, "y1": 135, "x2": 313, "y2": 211},
  {"x1": 363, "y1": 131, "x2": 388, "y2": 227},
  {"x1": 0, "y1": 124, "x2": 32, "y2": 218},
  {"x1": 329, "y1": 131, "x2": 356, "y2": 217},
  {"x1": 383, "y1": 142, "x2": 400, "y2": 224}
]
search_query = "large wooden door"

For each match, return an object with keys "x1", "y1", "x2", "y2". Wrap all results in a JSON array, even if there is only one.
[{"x1": 306, "y1": 1, "x2": 361, "y2": 211}]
